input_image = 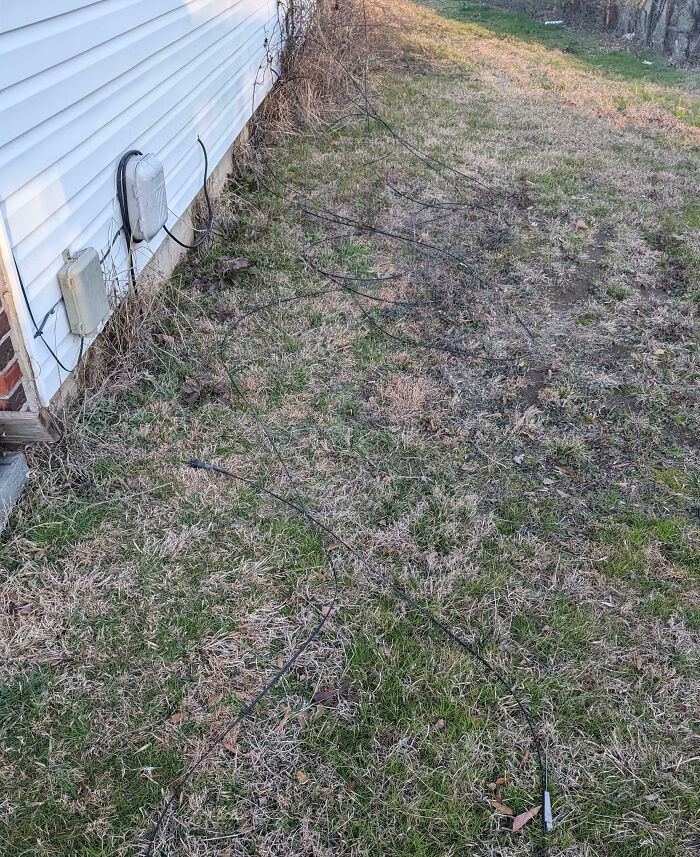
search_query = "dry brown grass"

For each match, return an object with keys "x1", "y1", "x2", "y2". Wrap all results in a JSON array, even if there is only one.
[{"x1": 2, "y1": 1, "x2": 699, "y2": 856}]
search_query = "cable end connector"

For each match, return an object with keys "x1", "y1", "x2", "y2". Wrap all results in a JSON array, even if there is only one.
[
  {"x1": 544, "y1": 790, "x2": 553, "y2": 832},
  {"x1": 189, "y1": 458, "x2": 210, "y2": 470}
]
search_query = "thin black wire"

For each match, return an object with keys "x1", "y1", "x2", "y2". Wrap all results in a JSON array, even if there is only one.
[
  {"x1": 344, "y1": 282, "x2": 511, "y2": 364},
  {"x1": 145, "y1": 8, "x2": 547, "y2": 855},
  {"x1": 116, "y1": 148, "x2": 143, "y2": 293},
  {"x1": 333, "y1": 4, "x2": 547, "y2": 845},
  {"x1": 12, "y1": 255, "x2": 85, "y2": 375},
  {"x1": 117, "y1": 139, "x2": 213, "y2": 297},
  {"x1": 99, "y1": 226, "x2": 123, "y2": 264},
  {"x1": 230, "y1": 282, "x2": 425, "y2": 332},
  {"x1": 163, "y1": 138, "x2": 214, "y2": 249},
  {"x1": 189, "y1": 458, "x2": 547, "y2": 830},
  {"x1": 144, "y1": 554, "x2": 339, "y2": 857},
  {"x1": 144, "y1": 309, "x2": 346, "y2": 857}
]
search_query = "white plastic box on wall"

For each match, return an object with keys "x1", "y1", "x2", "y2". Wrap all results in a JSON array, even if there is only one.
[{"x1": 0, "y1": 0, "x2": 281, "y2": 420}]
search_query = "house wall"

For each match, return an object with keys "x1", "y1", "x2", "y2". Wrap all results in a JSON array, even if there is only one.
[{"x1": 0, "y1": 0, "x2": 280, "y2": 407}]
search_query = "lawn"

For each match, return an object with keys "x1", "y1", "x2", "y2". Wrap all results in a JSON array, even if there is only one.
[{"x1": 1, "y1": 1, "x2": 698, "y2": 856}]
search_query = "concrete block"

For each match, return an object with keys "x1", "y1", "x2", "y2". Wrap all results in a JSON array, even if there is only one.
[{"x1": 0, "y1": 451, "x2": 28, "y2": 531}]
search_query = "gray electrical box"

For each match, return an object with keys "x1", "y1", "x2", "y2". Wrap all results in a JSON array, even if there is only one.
[
  {"x1": 57, "y1": 247, "x2": 109, "y2": 337},
  {"x1": 124, "y1": 153, "x2": 168, "y2": 242}
]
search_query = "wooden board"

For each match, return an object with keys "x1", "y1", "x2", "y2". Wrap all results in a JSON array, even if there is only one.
[{"x1": 0, "y1": 410, "x2": 58, "y2": 443}]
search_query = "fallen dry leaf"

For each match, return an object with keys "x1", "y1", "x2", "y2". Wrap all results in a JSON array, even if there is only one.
[
  {"x1": 207, "y1": 692, "x2": 223, "y2": 707},
  {"x1": 491, "y1": 800, "x2": 513, "y2": 816},
  {"x1": 168, "y1": 712, "x2": 186, "y2": 725},
  {"x1": 512, "y1": 804, "x2": 542, "y2": 832},
  {"x1": 221, "y1": 256, "x2": 251, "y2": 272},
  {"x1": 495, "y1": 776, "x2": 506, "y2": 786},
  {"x1": 312, "y1": 689, "x2": 336, "y2": 703},
  {"x1": 273, "y1": 707, "x2": 291, "y2": 734},
  {"x1": 296, "y1": 770, "x2": 308, "y2": 784},
  {"x1": 575, "y1": 219, "x2": 588, "y2": 231},
  {"x1": 156, "y1": 333, "x2": 175, "y2": 345},
  {"x1": 221, "y1": 725, "x2": 240, "y2": 754}
]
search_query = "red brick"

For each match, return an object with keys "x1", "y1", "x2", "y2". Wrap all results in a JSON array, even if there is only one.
[
  {"x1": 0, "y1": 334, "x2": 14, "y2": 372},
  {"x1": 0, "y1": 383, "x2": 26, "y2": 411},
  {"x1": 0, "y1": 311, "x2": 9, "y2": 339},
  {"x1": 0, "y1": 360, "x2": 21, "y2": 396}
]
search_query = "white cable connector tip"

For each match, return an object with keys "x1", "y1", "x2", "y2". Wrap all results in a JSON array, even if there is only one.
[{"x1": 544, "y1": 790, "x2": 553, "y2": 832}]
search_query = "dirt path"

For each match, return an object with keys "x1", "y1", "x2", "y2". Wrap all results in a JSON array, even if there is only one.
[{"x1": 2, "y1": 3, "x2": 698, "y2": 856}]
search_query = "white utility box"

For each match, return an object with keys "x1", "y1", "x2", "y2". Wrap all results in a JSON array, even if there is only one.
[
  {"x1": 57, "y1": 247, "x2": 110, "y2": 337},
  {"x1": 124, "y1": 153, "x2": 168, "y2": 242}
]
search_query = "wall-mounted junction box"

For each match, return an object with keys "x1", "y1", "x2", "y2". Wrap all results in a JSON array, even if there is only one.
[
  {"x1": 57, "y1": 247, "x2": 109, "y2": 337},
  {"x1": 124, "y1": 153, "x2": 168, "y2": 242}
]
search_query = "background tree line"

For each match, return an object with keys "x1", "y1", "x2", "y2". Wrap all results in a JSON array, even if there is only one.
[{"x1": 563, "y1": 0, "x2": 700, "y2": 63}]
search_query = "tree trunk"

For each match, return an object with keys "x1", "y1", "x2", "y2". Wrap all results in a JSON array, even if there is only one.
[{"x1": 645, "y1": 0, "x2": 668, "y2": 46}]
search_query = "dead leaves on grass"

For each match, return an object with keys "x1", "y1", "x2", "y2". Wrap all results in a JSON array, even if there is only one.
[
  {"x1": 181, "y1": 376, "x2": 231, "y2": 406},
  {"x1": 221, "y1": 732, "x2": 239, "y2": 755},
  {"x1": 487, "y1": 770, "x2": 541, "y2": 832},
  {"x1": 168, "y1": 711, "x2": 187, "y2": 725},
  {"x1": 273, "y1": 707, "x2": 292, "y2": 734},
  {"x1": 5, "y1": 590, "x2": 34, "y2": 617},
  {"x1": 192, "y1": 256, "x2": 253, "y2": 297},
  {"x1": 312, "y1": 680, "x2": 360, "y2": 705},
  {"x1": 512, "y1": 804, "x2": 542, "y2": 832}
]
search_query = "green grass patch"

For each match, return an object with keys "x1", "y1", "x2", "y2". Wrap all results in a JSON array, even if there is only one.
[{"x1": 449, "y1": 3, "x2": 692, "y2": 88}]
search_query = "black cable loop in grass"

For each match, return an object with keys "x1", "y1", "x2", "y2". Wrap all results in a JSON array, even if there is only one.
[
  {"x1": 298, "y1": 233, "x2": 518, "y2": 365},
  {"x1": 144, "y1": 272, "x2": 538, "y2": 853},
  {"x1": 144, "y1": 334, "x2": 344, "y2": 857},
  {"x1": 188, "y1": 458, "x2": 549, "y2": 856},
  {"x1": 144, "y1": 9, "x2": 547, "y2": 854}
]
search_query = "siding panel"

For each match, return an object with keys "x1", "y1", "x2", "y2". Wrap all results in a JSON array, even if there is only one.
[{"x1": 0, "y1": 0, "x2": 278, "y2": 404}]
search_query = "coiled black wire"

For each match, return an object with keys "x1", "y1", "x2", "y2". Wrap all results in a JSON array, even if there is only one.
[
  {"x1": 163, "y1": 137, "x2": 214, "y2": 249},
  {"x1": 144, "y1": 7, "x2": 548, "y2": 855},
  {"x1": 117, "y1": 138, "x2": 214, "y2": 295}
]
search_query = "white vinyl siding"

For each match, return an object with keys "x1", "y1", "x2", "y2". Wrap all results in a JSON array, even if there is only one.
[{"x1": 0, "y1": 0, "x2": 277, "y2": 404}]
